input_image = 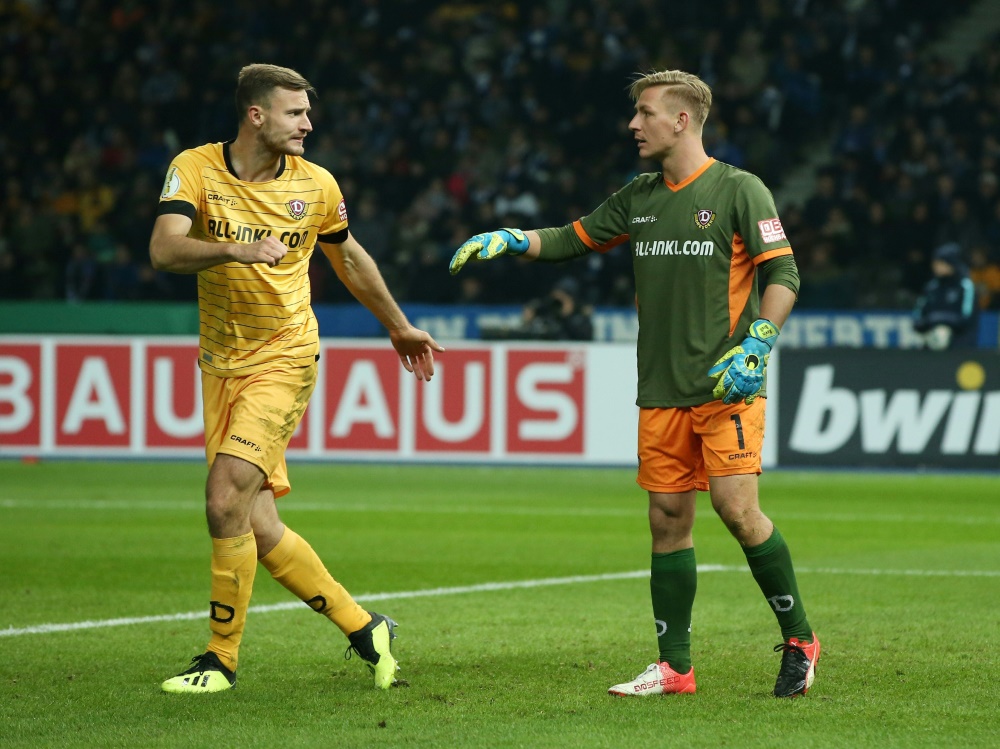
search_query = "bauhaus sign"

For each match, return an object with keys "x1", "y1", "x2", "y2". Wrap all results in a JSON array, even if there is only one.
[{"x1": 0, "y1": 337, "x2": 635, "y2": 465}]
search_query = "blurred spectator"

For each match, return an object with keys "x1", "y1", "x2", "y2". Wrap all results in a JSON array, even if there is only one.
[
  {"x1": 968, "y1": 245, "x2": 1000, "y2": 310},
  {"x1": 65, "y1": 243, "x2": 99, "y2": 302},
  {"x1": 803, "y1": 172, "x2": 838, "y2": 227},
  {"x1": 797, "y1": 241, "x2": 856, "y2": 309},
  {"x1": 104, "y1": 245, "x2": 142, "y2": 301},
  {"x1": 912, "y1": 243, "x2": 978, "y2": 349},
  {"x1": 135, "y1": 262, "x2": 176, "y2": 301},
  {"x1": 404, "y1": 243, "x2": 455, "y2": 304},
  {"x1": 493, "y1": 177, "x2": 541, "y2": 223},
  {"x1": 348, "y1": 192, "x2": 396, "y2": 264}
]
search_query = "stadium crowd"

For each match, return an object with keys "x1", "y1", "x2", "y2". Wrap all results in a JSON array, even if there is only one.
[{"x1": 2, "y1": 0, "x2": 999, "y2": 313}]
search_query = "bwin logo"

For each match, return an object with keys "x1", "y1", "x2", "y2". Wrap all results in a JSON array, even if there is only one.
[
  {"x1": 790, "y1": 364, "x2": 1000, "y2": 456},
  {"x1": 768, "y1": 595, "x2": 795, "y2": 612}
]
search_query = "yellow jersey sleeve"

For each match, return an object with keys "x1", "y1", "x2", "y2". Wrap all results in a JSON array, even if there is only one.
[
  {"x1": 158, "y1": 149, "x2": 203, "y2": 218},
  {"x1": 315, "y1": 167, "x2": 349, "y2": 244}
]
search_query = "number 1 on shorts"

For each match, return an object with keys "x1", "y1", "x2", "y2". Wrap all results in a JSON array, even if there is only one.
[{"x1": 730, "y1": 413, "x2": 745, "y2": 450}]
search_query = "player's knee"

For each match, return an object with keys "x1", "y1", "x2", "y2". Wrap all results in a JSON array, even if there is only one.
[
  {"x1": 649, "y1": 511, "x2": 694, "y2": 545},
  {"x1": 715, "y1": 504, "x2": 763, "y2": 544},
  {"x1": 205, "y1": 490, "x2": 250, "y2": 530}
]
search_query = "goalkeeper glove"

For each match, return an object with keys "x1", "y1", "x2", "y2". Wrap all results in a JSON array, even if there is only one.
[
  {"x1": 448, "y1": 228, "x2": 529, "y2": 275},
  {"x1": 707, "y1": 318, "x2": 780, "y2": 405}
]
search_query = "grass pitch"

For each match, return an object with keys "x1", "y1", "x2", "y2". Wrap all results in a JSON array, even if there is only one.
[{"x1": 1, "y1": 461, "x2": 998, "y2": 748}]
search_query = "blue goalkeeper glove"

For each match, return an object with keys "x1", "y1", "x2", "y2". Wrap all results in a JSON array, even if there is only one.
[
  {"x1": 707, "y1": 318, "x2": 780, "y2": 405},
  {"x1": 448, "y1": 228, "x2": 529, "y2": 275}
]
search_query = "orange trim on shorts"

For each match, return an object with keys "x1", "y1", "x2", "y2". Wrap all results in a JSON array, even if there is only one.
[{"x1": 572, "y1": 220, "x2": 629, "y2": 254}]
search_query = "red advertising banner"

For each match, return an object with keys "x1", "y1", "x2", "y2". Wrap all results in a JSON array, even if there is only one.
[
  {"x1": 145, "y1": 344, "x2": 202, "y2": 448},
  {"x1": 506, "y1": 349, "x2": 585, "y2": 454},
  {"x1": 0, "y1": 343, "x2": 41, "y2": 447},
  {"x1": 414, "y1": 349, "x2": 491, "y2": 453},
  {"x1": 55, "y1": 343, "x2": 132, "y2": 448},
  {"x1": 324, "y1": 346, "x2": 401, "y2": 452},
  {"x1": 0, "y1": 337, "x2": 641, "y2": 465}
]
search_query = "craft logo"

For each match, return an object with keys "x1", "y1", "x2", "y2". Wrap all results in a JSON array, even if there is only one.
[
  {"x1": 758, "y1": 217, "x2": 786, "y2": 243},
  {"x1": 286, "y1": 199, "x2": 307, "y2": 220},
  {"x1": 695, "y1": 209, "x2": 715, "y2": 229},
  {"x1": 207, "y1": 192, "x2": 237, "y2": 206}
]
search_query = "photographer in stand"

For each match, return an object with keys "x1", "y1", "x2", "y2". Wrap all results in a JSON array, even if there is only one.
[{"x1": 519, "y1": 277, "x2": 595, "y2": 341}]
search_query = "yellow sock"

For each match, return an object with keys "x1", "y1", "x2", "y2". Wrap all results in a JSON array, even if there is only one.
[
  {"x1": 260, "y1": 527, "x2": 371, "y2": 635},
  {"x1": 206, "y1": 532, "x2": 257, "y2": 672}
]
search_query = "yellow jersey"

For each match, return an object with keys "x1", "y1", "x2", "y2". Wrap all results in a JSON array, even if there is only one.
[{"x1": 157, "y1": 142, "x2": 349, "y2": 376}]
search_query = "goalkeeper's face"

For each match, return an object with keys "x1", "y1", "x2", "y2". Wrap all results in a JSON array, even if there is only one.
[
  {"x1": 629, "y1": 86, "x2": 682, "y2": 162},
  {"x1": 260, "y1": 87, "x2": 313, "y2": 156}
]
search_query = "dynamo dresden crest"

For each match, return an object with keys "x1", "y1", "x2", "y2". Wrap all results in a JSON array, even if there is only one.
[
  {"x1": 694, "y1": 209, "x2": 715, "y2": 229},
  {"x1": 286, "y1": 199, "x2": 307, "y2": 220}
]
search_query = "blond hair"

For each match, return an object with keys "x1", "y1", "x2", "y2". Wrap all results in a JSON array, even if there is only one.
[
  {"x1": 628, "y1": 70, "x2": 712, "y2": 128},
  {"x1": 235, "y1": 64, "x2": 316, "y2": 121}
]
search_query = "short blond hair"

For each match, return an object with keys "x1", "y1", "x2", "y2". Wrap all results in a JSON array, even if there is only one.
[
  {"x1": 236, "y1": 64, "x2": 316, "y2": 122},
  {"x1": 628, "y1": 70, "x2": 712, "y2": 128}
]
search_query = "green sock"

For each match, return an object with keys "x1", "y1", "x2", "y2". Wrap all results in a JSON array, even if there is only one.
[
  {"x1": 743, "y1": 527, "x2": 812, "y2": 641},
  {"x1": 650, "y1": 547, "x2": 697, "y2": 673}
]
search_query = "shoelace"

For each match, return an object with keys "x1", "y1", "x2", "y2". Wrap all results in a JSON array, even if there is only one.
[
  {"x1": 773, "y1": 641, "x2": 809, "y2": 680},
  {"x1": 634, "y1": 664, "x2": 661, "y2": 680},
  {"x1": 773, "y1": 641, "x2": 807, "y2": 658},
  {"x1": 183, "y1": 653, "x2": 215, "y2": 672}
]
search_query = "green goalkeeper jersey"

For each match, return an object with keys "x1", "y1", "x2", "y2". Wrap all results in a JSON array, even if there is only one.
[{"x1": 573, "y1": 158, "x2": 795, "y2": 407}]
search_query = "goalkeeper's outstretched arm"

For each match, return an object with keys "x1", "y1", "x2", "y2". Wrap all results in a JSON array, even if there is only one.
[{"x1": 448, "y1": 224, "x2": 591, "y2": 275}]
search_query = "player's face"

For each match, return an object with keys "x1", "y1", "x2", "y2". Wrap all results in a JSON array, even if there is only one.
[
  {"x1": 629, "y1": 87, "x2": 681, "y2": 162},
  {"x1": 260, "y1": 88, "x2": 313, "y2": 156}
]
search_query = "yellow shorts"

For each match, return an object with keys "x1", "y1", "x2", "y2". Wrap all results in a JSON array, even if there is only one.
[
  {"x1": 637, "y1": 398, "x2": 766, "y2": 493},
  {"x1": 202, "y1": 362, "x2": 317, "y2": 498}
]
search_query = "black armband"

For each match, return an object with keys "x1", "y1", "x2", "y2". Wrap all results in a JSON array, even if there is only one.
[
  {"x1": 157, "y1": 200, "x2": 196, "y2": 219},
  {"x1": 318, "y1": 228, "x2": 349, "y2": 245}
]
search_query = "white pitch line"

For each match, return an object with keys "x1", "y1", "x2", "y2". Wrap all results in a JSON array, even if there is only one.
[
  {"x1": 0, "y1": 570, "x2": 649, "y2": 638},
  {"x1": 2, "y1": 564, "x2": 998, "y2": 639},
  {"x1": 0, "y1": 498, "x2": 637, "y2": 518},
  {"x1": 1, "y1": 498, "x2": 998, "y2": 526}
]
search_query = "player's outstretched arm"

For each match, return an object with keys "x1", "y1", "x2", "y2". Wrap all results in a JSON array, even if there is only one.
[
  {"x1": 321, "y1": 232, "x2": 444, "y2": 380},
  {"x1": 448, "y1": 228, "x2": 541, "y2": 275}
]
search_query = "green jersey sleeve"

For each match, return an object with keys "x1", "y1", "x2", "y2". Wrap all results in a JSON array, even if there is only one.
[
  {"x1": 734, "y1": 174, "x2": 793, "y2": 264},
  {"x1": 574, "y1": 181, "x2": 633, "y2": 253}
]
